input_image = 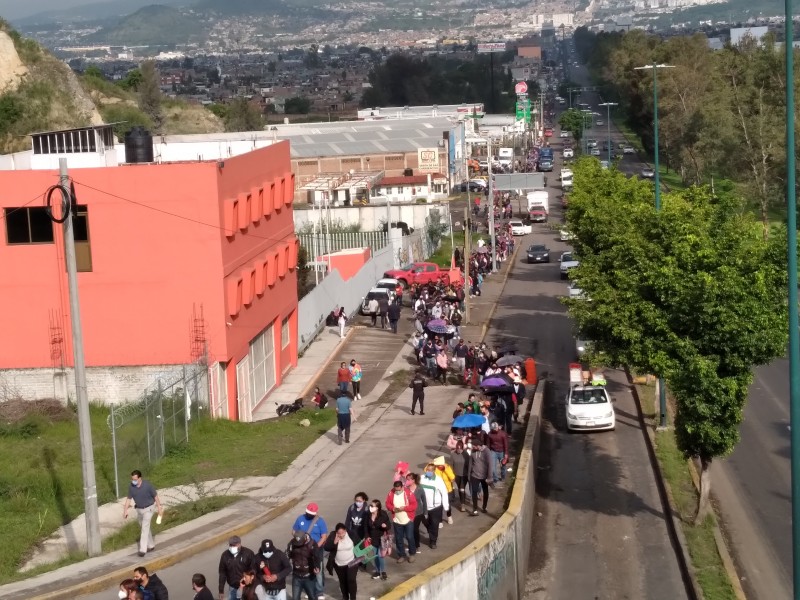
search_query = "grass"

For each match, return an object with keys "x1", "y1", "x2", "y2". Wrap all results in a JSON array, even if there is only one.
[
  {"x1": 0, "y1": 405, "x2": 336, "y2": 583},
  {"x1": 635, "y1": 383, "x2": 737, "y2": 600},
  {"x1": 429, "y1": 231, "x2": 465, "y2": 268},
  {"x1": 658, "y1": 165, "x2": 688, "y2": 191}
]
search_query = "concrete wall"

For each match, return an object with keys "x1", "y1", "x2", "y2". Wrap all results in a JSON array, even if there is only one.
[
  {"x1": 297, "y1": 246, "x2": 394, "y2": 353},
  {"x1": 380, "y1": 384, "x2": 544, "y2": 600},
  {"x1": 0, "y1": 364, "x2": 187, "y2": 405},
  {"x1": 293, "y1": 202, "x2": 450, "y2": 232}
]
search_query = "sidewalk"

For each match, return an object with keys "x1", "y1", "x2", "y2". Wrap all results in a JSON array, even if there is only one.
[{"x1": 1, "y1": 248, "x2": 518, "y2": 600}]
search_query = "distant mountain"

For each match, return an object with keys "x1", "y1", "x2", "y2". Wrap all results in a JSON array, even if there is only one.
[
  {"x1": 89, "y1": 5, "x2": 205, "y2": 45},
  {"x1": 192, "y1": 0, "x2": 291, "y2": 14},
  {"x1": 12, "y1": 0, "x2": 185, "y2": 26}
]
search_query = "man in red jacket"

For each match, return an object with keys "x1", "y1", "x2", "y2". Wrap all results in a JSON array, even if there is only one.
[{"x1": 385, "y1": 479, "x2": 418, "y2": 563}]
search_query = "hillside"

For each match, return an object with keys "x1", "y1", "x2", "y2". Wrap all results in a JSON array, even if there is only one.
[
  {"x1": 90, "y1": 5, "x2": 206, "y2": 46},
  {"x1": 0, "y1": 20, "x2": 102, "y2": 154}
]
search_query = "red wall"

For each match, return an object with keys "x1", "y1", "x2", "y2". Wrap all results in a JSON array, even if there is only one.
[{"x1": 0, "y1": 143, "x2": 298, "y2": 420}]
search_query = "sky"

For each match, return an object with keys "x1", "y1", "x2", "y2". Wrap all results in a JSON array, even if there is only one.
[{"x1": 0, "y1": 0, "x2": 94, "y2": 20}]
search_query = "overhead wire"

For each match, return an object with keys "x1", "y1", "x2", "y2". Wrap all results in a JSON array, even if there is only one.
[
  {"x1": 0, "y1": 190, "x2": 53, "y2": 222},
  {"x1": 71, "y1": 179, "x2": 305, "y2": 246}
]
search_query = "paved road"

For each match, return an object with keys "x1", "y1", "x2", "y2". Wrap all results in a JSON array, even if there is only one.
[{"x1": 507, "y1": 121, "x2": 688, "y2": 598}]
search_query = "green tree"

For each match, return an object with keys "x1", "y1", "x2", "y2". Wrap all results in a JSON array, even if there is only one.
[
  {"x1": 284, "y1": 96, "x2": 312, "y2": 114},
  {"x1": 564, "y1": 159, "x2": 788, "y2": 523},
  {"x1": 83, "y1": 65, "x2": 105, "y2": 80},
  {"x1": 558, "y1": 108, "x2": 588, "y2": 144},
  {"x1": 224, "y1": 97, "x2": 263, "y2": 132},
  {"x1": 99, "y1": 104, "x2": 154, "y2": 140},
  {"x1": 137, "y1": 60, "x2": 163, "y2": 133},
  {"x1": 118, "y1": 68, "x2": 143, "y2": 91}
]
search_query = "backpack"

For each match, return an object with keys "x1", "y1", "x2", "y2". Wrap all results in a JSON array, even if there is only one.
[{"x1": 288, "y1": 537, "x2": 315, "y2": 578}]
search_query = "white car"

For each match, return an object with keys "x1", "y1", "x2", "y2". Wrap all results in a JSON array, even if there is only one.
[
  {"x1": 360, "y1": 288, "x2": 391, "y2": 315},
  {"x1": 374, "y1": 278, "x2": 399, "y2": 298},
  {"x1": 559, "y1": 251, "x2": 579, "y2": 279},
  {"x1": 509, "y1": 219, "x2": 532, "y2": 236},
  {"x1": 560, "y1": 168, "x2": 573, "y2": 181},
  {"x1": 590, "y1": 148, "x2": 601, "y2": 156},
  {"x1": 596, "y1": 119, "x2": 604, "y2": 126},
  {"x1": 641, "y1": 167, "x2": 655, "y2": 179},
  {"x1": 568, "y1": 281, "x2": 588, "y2": 300},
  {"x1": 586, "y1": 139, "x2": 598, "y2": 149},
  {"x1": 560, "y1": 130, "x2": 571, "y2": 138},
  {"x1": 563, "y1": 147, "x2": 574, "y2": 158},
  {"x1": 623, "y1": 145, "x2": 636, "y2": 155},
  {"x1": 566, "y1": 385, "x2": 615, "y2": 432},
  {"x1": 560, "y1": 229, "x2": 574, "y2": 242},
  {"x1": 469, "y1": 178, "x2": 487, "y2": 189}
]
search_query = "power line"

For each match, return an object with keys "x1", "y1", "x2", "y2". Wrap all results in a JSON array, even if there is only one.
[
  {"x1": 0, "y1": 191, "x2": 51, "y2": 222},
  {"x1": 71, "y1": 179, "x2": 301, "y2": 246}
]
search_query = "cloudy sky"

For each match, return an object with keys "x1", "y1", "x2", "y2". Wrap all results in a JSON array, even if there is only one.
[{"x1": 0, "y1": 0, "x2": 94, "y2": 20}]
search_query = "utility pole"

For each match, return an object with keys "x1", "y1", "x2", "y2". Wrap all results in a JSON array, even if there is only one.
[
  {"x1": 463, "y1": 207, "x2": 471, "y2": 324},
  {"x1": 59, "y1": 159, "x2": 102, "y2": 556},
  {"x1": 488, "y1": 141, "x2": 497, "y2": 273}
]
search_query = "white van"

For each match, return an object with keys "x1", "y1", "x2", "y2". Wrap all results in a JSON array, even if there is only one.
[{"x1": 498, "y1": 147, "x2": 514, "y2": 167}]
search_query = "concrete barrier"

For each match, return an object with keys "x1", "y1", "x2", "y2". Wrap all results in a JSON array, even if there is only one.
[{"x1": 379, "y1": 382, "x2": 545, "y2": 600}]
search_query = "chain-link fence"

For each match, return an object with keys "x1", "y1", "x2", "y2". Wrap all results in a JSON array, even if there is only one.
[{"x1": 107, "y1": 363, "x2": 209, "y2": 498}]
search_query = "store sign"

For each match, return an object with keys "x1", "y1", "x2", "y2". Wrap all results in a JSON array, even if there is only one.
[
  {"x1": 418, "y1": 148, "x2": 440, "y2": 173},
  {"x1": 477, "y1": 42, "x2": 506, "y2": 53}
]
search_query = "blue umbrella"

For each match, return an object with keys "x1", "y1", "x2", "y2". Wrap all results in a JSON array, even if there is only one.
[
  {"x1": 452, "y1": 413, "x2": 487, "y2": 429},
  {"x1": 427, "y1": 319, "x2": 447, "y2": 328},
  {"x1": 426, "y1": 322, "x2": 449, "y2": 334}
]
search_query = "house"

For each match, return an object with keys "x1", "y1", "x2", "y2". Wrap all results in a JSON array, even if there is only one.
[{"x1": 372, "y1": 173, "x2": 448, "y2": 202}]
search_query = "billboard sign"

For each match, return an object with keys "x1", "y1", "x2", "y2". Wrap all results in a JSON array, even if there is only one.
[
  {"x1": 418, "y1": 148, "x2": 440, "y2": 173},
  {"x1": 477, "y1": 42, "x2": 506, "y2": 53},
  {"x1": 514, "y1": 81, "x2": 528, "y2": 95}
]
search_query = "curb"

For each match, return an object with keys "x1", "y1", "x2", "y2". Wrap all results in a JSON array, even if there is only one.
[
  {"x1": 33, "y1": 498, "x2": 298, "y2": 600},
  {"x1": 686, "y1": 460, "x2": 747, "y2": 600},
  {"x1": 298, "y1": 326, "x2": 356, "y2": 399},
  {"x1": 626, "y1": 372, "x2": 702, "y2": 600},
  {"x1": 479, "y1": 242, "x2": 520, "y2": 343}
]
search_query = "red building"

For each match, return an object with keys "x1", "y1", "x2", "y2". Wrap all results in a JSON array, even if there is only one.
[{"x1": 0, "y1": 126, "x2": 298, "y2": 421}]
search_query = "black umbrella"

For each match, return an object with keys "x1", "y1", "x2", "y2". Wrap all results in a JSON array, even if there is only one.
[{"x1": 496, "y1": 354, "x2": 525, "y2": 367}]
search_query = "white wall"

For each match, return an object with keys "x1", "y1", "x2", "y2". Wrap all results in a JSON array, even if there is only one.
[
  {"x1": 297, "y1": 246, "x2": 394, "y2": 353},
  {"x1": 294, "y1": 202, "x2": 450, "y2": 232}
]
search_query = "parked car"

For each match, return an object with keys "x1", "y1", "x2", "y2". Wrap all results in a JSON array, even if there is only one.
[
  {"x1": 360, "y1": 288, "x2": 391, "y2": 315},
  {"x1": 568, "y1": 280, "x2": 587, "y2": 299},
  {"x1": 509, "y1": 219, "x2": 533, "y2": 236},
  {"x1": 590, "y1": 148, "x2": 601, "y2": 156},
  {"x1": 544, "y1": 128, "x2": 554, "y2": 137},
  {"x1": 563, "y1": 147, "x2": 574, "y2": 158},
  {"x1": 538, "y1": 159, "x2": 554, "y2": 172},
  {"x1": 384, "y1": 262, "x2": 452, "y2": 288},
  {"x1": 641, "y1": 167, "x2": 655, "y2": 179},
  {"x1": 559, "y1": 251, "x2": 579, "y2": 279},
  {"x1": 586, "y1": 139, "x2": 598, "y2": 149},
  {"x1": 374, "y1": 278, "x2": 400, "y2": 298},
  {"x1": 623, "y1": 145, "x2": 636, "y2": 154},
  {"x1": 566, "y1": 385, "x2": 615, "y2": 432},
  {"x1": 560, "y1": 130, "x2": 571, "y2": 138},
  {"x1": 596, "y1": 119, "x2": 604, "y2": 126},
  {"x1": 458, "y1": 181, "x2": 484, "y2": 192},
  {"x1": 560, "y1": 168, "x2": 573, "y2": 181},
  {"x1": 560, "y1": 229, "x2": 574, "y2": 242},
  {"x1": 526, "y1": 244, "x2": 551, "y2": 263}
]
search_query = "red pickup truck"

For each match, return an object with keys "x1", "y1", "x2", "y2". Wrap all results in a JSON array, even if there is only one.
[{"x1": 384, "y1": 262, "x2": 452, "y2": 288}]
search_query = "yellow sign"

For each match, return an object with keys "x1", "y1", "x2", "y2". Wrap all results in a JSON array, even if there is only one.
[{"x1": 417, "y1": 148, "x2": 440, "y2": 173}]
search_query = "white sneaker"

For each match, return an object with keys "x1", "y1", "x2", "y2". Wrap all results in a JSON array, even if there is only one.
[
  {"x1": 447, "y1": 516, "x2": 453, "y2": 525},
  {"x1": 439, "y1": 522, "x2": 444, "y2": 529}
]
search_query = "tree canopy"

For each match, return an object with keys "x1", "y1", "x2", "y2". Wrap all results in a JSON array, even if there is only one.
[{"x1": 564, "y1": 158, "x2": 788, "y2": 521}]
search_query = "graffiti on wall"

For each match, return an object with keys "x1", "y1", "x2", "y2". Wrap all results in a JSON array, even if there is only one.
[{"x1": 476, "y1": 533, "x2": 517, "y2": 600}]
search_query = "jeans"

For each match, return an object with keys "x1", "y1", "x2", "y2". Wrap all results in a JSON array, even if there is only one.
[
  {"x1": 291, "y1": 576, "x2": 316, "y2": 600},
  {"x1": 337, "y1": 414, "x2": 351, "y2": 443},
  {"x1": 263, "y1": 591, "x2": 286, "y2": 600},
  {"x1": 425, "y1": 357, "x2": 436, "y2": 377},
  {"x1": 228, "y1": 587, "x2": 238, "y2": 600},
  {"x1": 411, "y1": 393, "x2": 424, "y2": 414},
  {"x1": 492, "y1": 450, "x2": 505, "y2": 483},
  {"x1": 315, "y1": 547, "x2": 325, "y2": 597},
  {"x1": 455, "y1": 475, "x2": 468, "y2": 508},
  {"x1": 470, "y1": 478, "x2": 489, "y2": 512},
  {"x1": 135, "y1": 503, "x2": 156, "y2": 554},
  {"x1": 338, "y1": 381, "x2": 348, "y2": 393},
  {"x1": 426, "y1": 506, "x2": 444, "y2": 545},
  {"x1": 390, "y1": 318, "x2": 398, "y2": 333},
  {"x1": 373, "y1": 554, "x2": 386, "y2": 574},
  {"x1": 370, "y1": 312, "x2": 377, "y2": 326},
  {"x1": 333, "y1": 563, "x2": 358, "y2": 600},
  {"x1": 393, "y1": 521, "x2": 416, "y2": 557}
]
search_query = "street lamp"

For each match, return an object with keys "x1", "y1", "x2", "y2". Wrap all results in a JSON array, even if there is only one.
[
  {"x1": 599, "y1": 102, "x2": 618, "y2": 164},
  {"x1": 635, "y1": 62, "x2": 675, "y2": 430},
  {"x1": 580, "y1": 109, "x2": 598, "y2": 155},
  {"x1": 783, "y1": 1, "x2": 800, "y2": 596}
]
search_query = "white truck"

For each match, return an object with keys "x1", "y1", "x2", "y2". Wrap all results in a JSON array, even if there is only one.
[
  {"x1": 526, "y1": 190, "x2": 549, "y2": 213},
  {"x1": 497, "y1": 147, "x2": 514, "y2": 168}
]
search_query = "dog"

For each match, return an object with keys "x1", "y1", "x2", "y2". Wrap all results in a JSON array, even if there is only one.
[{"x1": 276, "y1": 398, "x2": 304, "y2": 416}]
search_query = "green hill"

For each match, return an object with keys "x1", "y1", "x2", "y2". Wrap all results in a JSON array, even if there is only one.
[{"x1": 91, "y1": 5, "x2": 206, "y2": 46}]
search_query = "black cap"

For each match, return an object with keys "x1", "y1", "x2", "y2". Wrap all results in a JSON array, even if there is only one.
[{"x1": 261, "y1": 539, "x2": 274, "y2": 551}]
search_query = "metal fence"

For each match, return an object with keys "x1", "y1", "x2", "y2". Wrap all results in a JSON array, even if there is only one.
[
  {"x1": 297, "y1": 231, "x2": 389, "y2": 256},
  {"x1": 107, "y1": 362, "x2": 209, "y2": 498}
]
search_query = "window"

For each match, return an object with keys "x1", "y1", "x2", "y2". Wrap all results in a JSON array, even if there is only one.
[
  {"x1": 5, "y1": 207, "x2": 54, "y2": 244},
  {"x1": 281, "y1": 316, "x2": 290, "y2": 349},
  {"x1": 72, "y1": 205, "x2": 92, "y2": 272},
  {"x1": 249, "y1": 325, "x2": 275, "y2": 404}
]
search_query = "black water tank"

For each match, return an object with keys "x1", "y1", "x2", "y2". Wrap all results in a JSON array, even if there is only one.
[{"x1": 124, "y1": 126, "x2": 154, "y2": 163}]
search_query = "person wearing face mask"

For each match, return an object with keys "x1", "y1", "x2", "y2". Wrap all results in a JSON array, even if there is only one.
[
  {"x1": 450, "y1": 440, "x2": 471, "y2": 512},
  {"x1": 191, "y1": 573, "x2": 214, "y2": 600},
  {"x1": 218, "y1": 536, "x2": 256, "y2": 600},
  {"x1": 132, "y1": 566, "x2": 167, "y2": 600},
  {"x1": 291, "y1": 503, "x2": 328, "y2": 599},
  {"x1": 385, "y1": 479, "x2": 418, "y2": 563},
  {"x1": 118, "y1": 578, "x2": 140, "y2": 600},
  {"x1": 286, "y1": 531, "x2": 319, "y2": 600},
  {"x1": 365, "y1": 499, "x2": 391, "y2": 581},
  {"x1": 344, "y1": 492, "x2": 369, "y2": 548},
  {"x1": 421, "y1": 465, "x2": 450, "y2": 549},
  {"x1": 404, "y1": 473, "x2": 427, "y2": 553},
  {"x1": 122, "y1": 470, "x2": 163, "y2": 557},
  {"x1": 254, "y1": 540, "x2": 291, "y2": 600},
  {"x1": 323, "y1": 523, "x2": 359, "y2": 600}
]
